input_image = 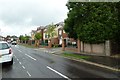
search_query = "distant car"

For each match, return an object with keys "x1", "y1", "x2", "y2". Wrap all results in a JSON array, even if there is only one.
[
  {"x1": 12, "y1": 41, "x2": 17, "y2": 45},
  {"x1": 0, "y1": 41, "x2": 13, "y2": 65}
]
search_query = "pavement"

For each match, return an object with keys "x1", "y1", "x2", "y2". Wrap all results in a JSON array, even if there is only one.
[{"x1": 38, "y1": 48, "x2": 120, "y2": 72}]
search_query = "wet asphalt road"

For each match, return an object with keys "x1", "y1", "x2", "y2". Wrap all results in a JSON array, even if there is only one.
[{"x1": 2, "y1": 45, "x2": 120, "y2": 80}]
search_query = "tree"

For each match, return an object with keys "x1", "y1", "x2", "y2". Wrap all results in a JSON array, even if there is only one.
[
  {"x1": 35, "y1": 33, "x2": 42, "y2": 40},
  {"x1": 19, "y1": 35, "x2": 24, "y2": 43},
  {"x1": 46, "y1": 23, "x2": 57, "y2": 40},
  {"x1": 64, "y1": 2, "x2": 120, "y2": 44},
  {"x1": 19, "y1": 35, "x2": 30, "y2": 44},
  {"x1": 34, "y1": 33, "x2": 42, "y2": 47},
  {"x1": 46, "y1": 23, "x2": 57, "y2": 48},
  {"x1": 25, "y1": 36, "x2": 30, "y2": 41},
  {"x1": 19, "y1": 35, "x2": 25, "y2": 43}
]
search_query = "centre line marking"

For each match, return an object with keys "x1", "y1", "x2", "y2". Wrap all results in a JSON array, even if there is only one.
[
  {"x1": 17, "y1": 58, "x2": 19, "y2": 61},
  {"x1": 18, "y1": 50, "x2": 22, "y2": 52},
  {"x1": 27, "y1": 71, "x2": 31, "y2": 77},
  {"x1": 22, "y1": 66, "x2": 25, "y2": 69},
  {"x1": 19, "y1": 62, "x2": 22, "y2": 65},
  {"x1": 47, "y1": 66, "x2": 71, "y2": 80},
  {"x1": 25, "y1": 54, "x2": 36, "y2": 61}
]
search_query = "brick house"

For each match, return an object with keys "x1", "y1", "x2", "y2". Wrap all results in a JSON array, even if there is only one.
[
  {"x1": 43, "y1": 26, "x2": 49, "y2": 45},
  {"x1": 43, "y1": 24, "x2": 59, "y2": 45},
  {"x1": 57, "y1": 22, "x2": 77, "y2": 47},
  {"x1": 36, "y1": 26, "x2": 44, "y2": 42}
]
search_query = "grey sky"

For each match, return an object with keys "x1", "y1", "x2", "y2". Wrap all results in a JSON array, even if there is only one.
[{"x1": 0, "y1": 0, "x2": 68, "y2": 37}]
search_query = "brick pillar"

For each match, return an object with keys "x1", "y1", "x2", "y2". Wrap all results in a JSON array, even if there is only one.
[
  {"x1": 48, "y1": 39, "x2": 52, "y2": 48},
  {"x1": 35, "y1": 40, "x2": 37, "y2": 47},
  {"x1": 77, "y1": 39, "x2": 81, "y2": 53},
  {"x1": 62, "y1": 39, "x2": 65, "y2": 51}
]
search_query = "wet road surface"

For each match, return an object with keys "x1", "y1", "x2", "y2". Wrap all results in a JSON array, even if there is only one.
[{"x1": 1, "y1": 45, "x2": 120, "y2": 80}]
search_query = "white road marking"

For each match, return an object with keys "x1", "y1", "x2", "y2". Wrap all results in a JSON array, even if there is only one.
[
  {"x1": 18, "y1": 50, "x2": 22, "y2": 53},
  {"x1": 17, "y1": 58, "x2": 19, "y2": 61},
  {"x1": 22, "y1": 65, "x2": 25, "y2": 69},
  {"x1": 19, "y1": 62, "x2": 22, "y2": 65},
  {"x1": 25, "y1": 54, "x2": 36, "y2": 61},
  {"x1": 27, "y1": 71, "x2": 31, "y2": 77},
  {"x1": 47, "y1": 66, "x2": 71, "y2": 80}
]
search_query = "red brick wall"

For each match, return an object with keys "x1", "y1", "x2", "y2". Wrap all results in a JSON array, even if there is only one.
[
  {"x1": 51, "y1": 38, "x2": 59, "y2": 44},
  {"x1": 62, "y1": 33, "x2": 68, "y2": 38}
]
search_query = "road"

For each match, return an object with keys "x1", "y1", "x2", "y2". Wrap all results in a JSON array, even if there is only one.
[{"x1": 2, "y1": 45, "x2": 120, "y2": 80}]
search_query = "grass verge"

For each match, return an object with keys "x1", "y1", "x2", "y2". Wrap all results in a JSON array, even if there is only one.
[{"x1": 61, "y1": 52, "x2": 91, "y2": 60}]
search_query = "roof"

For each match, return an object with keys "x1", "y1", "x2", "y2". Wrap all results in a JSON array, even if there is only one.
[
  {"x1": 55, "y1": 22, "x2": 64, "y2": 27},
  {"x1": 37, "y1": 26, "x2": 44, "y2": 31}
]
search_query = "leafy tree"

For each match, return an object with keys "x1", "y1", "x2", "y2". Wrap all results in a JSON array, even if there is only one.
[
  {"x1": 34, "y1": 33, "x2": 42, "y2": 47},
  {"x1": 19, "y1": 35, "x2": 25, "y2": 43},
  {"x1": 46, "y1": 23, "x2": 57, "y2": 39},
  {"x1": 45, "y1": 23, "x2": 57, "y2": 47},
  {"x1": 25, "y1": 36, "x2": 30, "y2": 41},
  {"x1": 35, "y1": 33, "x2": 42, "y2": 40},
  {"x1": 64, "y1": 2, "x2": 120, "y2": 44},
  {"x1": 19, "y1": 35, "x2": 30, "y2": 43}
]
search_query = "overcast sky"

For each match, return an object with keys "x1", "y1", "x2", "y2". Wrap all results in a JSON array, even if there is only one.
[{"x1": 0, "y1": 0, "x2": 68, "y2": 37}]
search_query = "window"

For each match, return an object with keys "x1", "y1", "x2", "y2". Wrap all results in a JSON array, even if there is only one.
[
  {"x1": 45, "y1": 34, "x2": 48, "y2": 38},
  {"x1": 0, "y1": 43, "x2": 9, "y2": 50}
]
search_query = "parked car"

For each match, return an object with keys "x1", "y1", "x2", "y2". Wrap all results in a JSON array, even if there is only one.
[{"x1": 0, "y1": 41, "x2": 13, "y2": 65}]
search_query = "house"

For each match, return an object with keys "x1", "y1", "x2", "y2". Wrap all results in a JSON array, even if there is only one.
[
  {"x1": 57, "y1": 22, "x2": 77, "y2": 47},
  {"x1": 30, "y1": 21, "x2": 77, "y2": 47},
  {"x1": 43, "y1": 26, "x2": 49, "y2": 45},
  {"x1": 42, "y1": 22, "x2": 76, "y2": 47},
  {"x1": 44, "y1": 22, "x2": 66, "y2": 46},
  {"x1": 57, "y1": 22, "x2": 68, "y2": 46},
  {"x1": 31, "y1": 30, "x2": 36, "y2": 40},
  {"x1": 0, "y1": 35, "x2": 4, "y2": 41},
  {"x1": 36, "y1": 26, "x2": 44, "y2": 41},
  {"x1": 43, "y1": 24, "x2": 60, "y2": 46}
]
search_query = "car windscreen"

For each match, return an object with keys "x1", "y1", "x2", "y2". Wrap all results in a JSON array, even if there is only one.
[{"x1": 0, "y1": 43, "x2": 9, "y2": 50}]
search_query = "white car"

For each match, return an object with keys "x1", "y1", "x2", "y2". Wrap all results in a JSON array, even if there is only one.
[
  {"x1": 0, "y1": 41, "x2": 13, "y2": 65},
  {"x1": 12, "y1": 41, "x2": 17, "y2": 45}
]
